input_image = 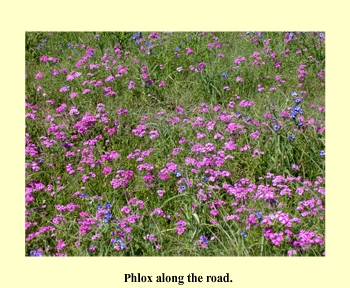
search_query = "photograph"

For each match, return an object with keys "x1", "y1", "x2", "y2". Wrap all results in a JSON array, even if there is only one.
[{"x1": 25, "y1": 31, "x2": 325, "y2": 256}]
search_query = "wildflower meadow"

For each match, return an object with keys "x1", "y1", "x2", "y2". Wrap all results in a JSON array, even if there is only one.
[{"x1": 25, "y1": 32, "x2": 325, "y2": 256}]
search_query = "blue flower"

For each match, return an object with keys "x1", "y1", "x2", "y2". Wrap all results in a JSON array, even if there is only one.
[
  {"x1": 118, "y1": 239, "x2": 127, "y2": 250},
  {"x1": 175, "y1": 46, "x2": 180, "y2": 51},
  {"x1": 294, "y1": 98, "x2": 302, "y2": 104},
  {"x1": 106, "y1": 202, "x2": 112, "y2": 209},
  {"x1": 297, "y1": 121, "x2": 303, "y2": 127},
  {"x1": 289, "y1": 135, "x2": 295, "y2": 141},
  {"x1": 42, "y1": 39, "x2": 47, "y2": 43},
  {"x1": 319, "y1": 33, "x2": 324, "y2": 38},
  {"x1": 30, "y1": 249, "x2": 42, "y2": 257},
  {"x1": 221, "y1": 73, "x2": 228, "y2": 78},
  {"x1": 37, "y1": 44, "x2": 41, "y2": 49},
  {"x1": 292, "y1": 106, "x2": 303, "y2": 115},
  {"x1": 174, "y1": 169, "x2": 182, "y2": 178},
  {"x1": 256, "y1": 211, "x2": 262, "y2": 219},
  {"x1": 132, "y1": 32, "x2": 142, "y2": 44},
  {"x1": 97, "y1": 204, "x2": 102, "y2": 210},
  {"x1": 237, "y1": 112, "x2": 241, "y2": 118},
  {"x1": 203, "y1": 176, "x2": 209, "y2": 182},
  {"x1": 180, "y1": 184, "x2": 186, "y2": 191},
  {"x1": 113, "y1": 238, "x2": 126, "y2": 250},
  {"x1": 188, "y1": 35, "x2": 192, "y2": 40},
  {"x1": 291, "y1": 91, "x2": 298, "y2": 97},
  {"x1": 273, "y1": 124, "x2": 280, "y2": 131},
  {"x1": 288, "y1": 32, "x2": 294, "y2": 39},
  {"x1": 245, "y1": 116, "x2": 251, "y2": 121},
  {"x1": 200, "y1": 235, "x2": 208, "y2": 244},
  {"x1": 67, "y1": 43, "x2": 71, "y2": 48},
  {"x1": 104, "y1": 212, "x2": 112, "y2": 223},
  {"x1": 241, "y1": 231, "x2": 247, "y2": 238},
  {"x1": 320, "y1": 150, "x2": 325, "y2": 156}
]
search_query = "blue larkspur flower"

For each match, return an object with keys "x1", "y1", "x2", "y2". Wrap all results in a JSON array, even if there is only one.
[
  {"x1": 113, "y1": 238, "x2": 126, "y2": 250},
  {"x1": 292, "y1": 106, "x2": 303, "y2": 115},
  {"x1": 30, "y1": 249, "x2": 42, "y2": 257},
  {"x1": 241, "y1": 231, "x2": 247, "y2": 238},
  {"x1": 256, "y1": 211, "x2": 262, "y2": 219},
  {"x1": 200, "y1": 235, "x2": 208, "y2": 244},
  {"x1": 174, "y1": 169, "x2": 182, "y2": 178},
  {"x1": 132, "y1": 32, "x2": 142, "y2": 44},
  {"x1": 104, "y1": 212, "x2": 112, "y2": 223}
]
